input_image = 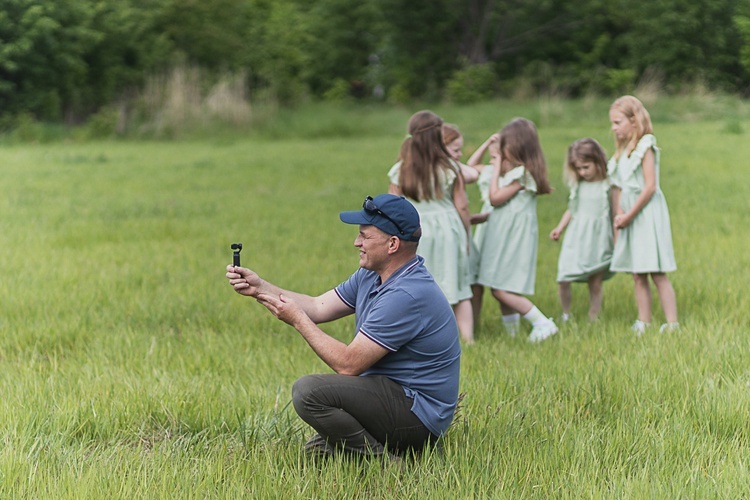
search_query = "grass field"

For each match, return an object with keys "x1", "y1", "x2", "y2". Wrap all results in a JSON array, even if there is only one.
[{"x1": 1, "y1": 96, "x2": 749, "y2": 497}]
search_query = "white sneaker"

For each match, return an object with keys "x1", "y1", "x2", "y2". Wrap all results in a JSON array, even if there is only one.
[
  {"x1": 561, "y1": 313, "x2": 571, "y2": 323},
  {"x1": 659, "y1": 322, "x2": 679, "y2": 333},
  {"x1": 529, "y1": 318, "x2": 558, "y2": 343},
  {"x1": 632, "y1": 320, "x2": 650, "y2": 336}
]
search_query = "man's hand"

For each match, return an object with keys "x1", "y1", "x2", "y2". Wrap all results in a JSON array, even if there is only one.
[
  {"x1": 256, "y1": 293, "x2": 310, "y2": 329},
  {"x1": 226, "y1": 265, "x2": 264, "y2": 297}
]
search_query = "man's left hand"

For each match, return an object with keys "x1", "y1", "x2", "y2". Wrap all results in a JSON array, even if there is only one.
[{"x1": 256, "y1": 293, "x2": 310, "y2": 328}]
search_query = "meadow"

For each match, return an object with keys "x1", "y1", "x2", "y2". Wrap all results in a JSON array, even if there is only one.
[{"x1": 0, "y1": 96, "x2": 749, "y2": 498}]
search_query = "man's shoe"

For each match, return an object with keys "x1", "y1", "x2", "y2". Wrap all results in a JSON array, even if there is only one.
[{"x1": 304, "y1": 434, "x2": 335, "y2": 457}]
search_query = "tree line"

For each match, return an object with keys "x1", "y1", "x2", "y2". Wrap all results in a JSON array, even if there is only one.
[{"x1": 1, "y1": 0, "x2": 750, "y2": 123}]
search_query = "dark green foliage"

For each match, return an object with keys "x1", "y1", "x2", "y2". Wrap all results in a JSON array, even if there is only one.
[
  {"x1": 445, "y1": 63, "x2": 496, "y2": 103},
  {"x1": 0, "y1": 0, "x2": 174, "y2": 121},
  {"x1": 300, "y1": 0, "x2": 385, "y2": 97},
  {"x1": 377, "y1": 0, "x2": 464, "y2": 99},
  {"x1": 0, "y1": 0, "x2": 98, "y2": 120},
  {"x1": 1, "y1": 0, "x2": 750, "y2": 125}
]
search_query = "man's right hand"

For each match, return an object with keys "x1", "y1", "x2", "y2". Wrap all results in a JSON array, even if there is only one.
[{"x1": 226, "y1": 265, "x2": 263, "y2": 297}]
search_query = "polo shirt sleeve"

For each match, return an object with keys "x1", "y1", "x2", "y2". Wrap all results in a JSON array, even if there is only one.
[
  {"x1": 358, "y1": 289, "x2": 421, "y2": 352},
  {"x1": 334, "y1": 269, "x2": 363, "y2": 310}
]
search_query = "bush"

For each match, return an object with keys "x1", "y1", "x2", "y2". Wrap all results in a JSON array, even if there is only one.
[
  {"x1": 602, "y1": 68, "x2": 636, "y2": 95},
  {"x1": 81, "y1": 106, "x2": 121, "y2": 139},
  {"x1": 386, "y1": 83, "x2": 411, "y2": 105},
  {"x1": 323, "y1": 79, "x2": 354, "y2": 102},
  {"x1": 445, "y1": 64, "x2": 497, "y2": 104}
]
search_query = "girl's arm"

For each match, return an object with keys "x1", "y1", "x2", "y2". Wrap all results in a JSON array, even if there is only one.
[
  {"x1": 610, "y1": 185, "x2": 622, "y2": 217},
  {"x1": 609, "y1": 185, "x2": 621, "y2": 218},
  {"x1": 550, "y1": 210, "x2": 572, "y2": 241},
  {"x1": 471, "y1": 212, "x2": 490, "y2": 225},
  {"x1": 614, "y1": 148, "x2": 656, "y2": 229},
  {"x1": 610, "y1": 185, "x2": 622, "y2": 243},
  {"x1": 489, "y1": 163, "x2": 523, "y2": 207},
  {"x1": 452, "y1": 173, "x2": 472, "y2": 236},
  {"x1": 467, "y1": 133, "x2": 499, "y2": 167},
  {"x1": 459, "y1": 163, "x2": 479, "y2": 184}
]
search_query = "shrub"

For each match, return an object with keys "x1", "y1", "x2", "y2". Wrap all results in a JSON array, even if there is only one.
[
  {"x1": 445, "y1": 64, "x2": 497, "y2": 104},
  {"x1": 602, "y1": 68, "x2": 636, "y2": 95},
  {"x1": 81, "y1": 106, "x2": 121, "y2": 139},
  {"x1": 386, "y1": 83, "x2": 411, "y2": 105},
  {"x1": 323, "y1": 79, "x2": 354, "y2": 102}
]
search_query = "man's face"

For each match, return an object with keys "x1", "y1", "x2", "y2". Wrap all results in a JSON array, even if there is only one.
[{"x1": 354, "y1": 225, "x2": 392, "y2": 272}]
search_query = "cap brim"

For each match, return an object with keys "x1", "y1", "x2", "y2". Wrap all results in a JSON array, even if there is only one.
[{"x1": 339, "y1": 210, "x2": 376, "y2": 225}]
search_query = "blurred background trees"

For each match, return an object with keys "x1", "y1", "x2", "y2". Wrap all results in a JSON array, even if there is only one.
[{"x1": 1, "y1": 0, "x2": 750, "y2": 127}]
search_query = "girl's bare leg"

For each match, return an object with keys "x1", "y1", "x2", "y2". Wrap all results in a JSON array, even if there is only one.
[
  {"x1": 587, "y1": 272, "x2": 604, "y2": 321},
  {"x1": 491, "y1": 289, "x2": 533, "y2": 315},
  {"x1": 470, "y1": 284, "x2": 484, "y2": 330},
  {"x1": 500, "y1": 302, "x2": 517, "y2": 316},
  {"x1": 453, "y1": 299, "x2": 474, "y2": 344},
  {"x1": 491, "y1": 290, "x2": 525, "y2": 336},
  {"x1": 651, "y1": 273, "x2": 678, "y2": 323},
  {"x1": 558, "y1": 281, "x2": 572, "y2": 317},
  {"x1": 633, "y1": 273, "x2": 652, "y2": 323}
]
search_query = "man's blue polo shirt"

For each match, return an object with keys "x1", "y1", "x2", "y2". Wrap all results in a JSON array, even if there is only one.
[{"x1": 334, "y1": 256, "x2": 461, "y2": 436}]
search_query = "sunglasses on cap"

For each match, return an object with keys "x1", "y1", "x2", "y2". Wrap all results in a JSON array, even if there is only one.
[{"x1": 363, "y1": 196, "x2": 405, "y2": 235}]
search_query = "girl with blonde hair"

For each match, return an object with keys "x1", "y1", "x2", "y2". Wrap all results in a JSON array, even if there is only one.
[
  {"x1": 608, "y1": 95, "x2": 678, "y2": 335},
  {"x1": 608, "y1": 96, "x2": 679, "y2": 335}
]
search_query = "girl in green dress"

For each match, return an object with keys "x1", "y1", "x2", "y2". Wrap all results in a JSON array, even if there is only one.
[
  {"x1": 389, "y1": 111, "x2": 474, "y2": 343},
  {"x1": 443, "y1": 123, "x2": 492, "y2": 330},
  {"x1": 466, "y1": 133, "x2": 501, "y2": 332},
  {"x1": 476, "y1": 118, "x2": 558, "y2": 343},
  {"x1": 550, "y1": 138, "x2": 615, "y2": 322},
  {"x1": 608, "y1": 96, "x2": 678, "y2": 335}
]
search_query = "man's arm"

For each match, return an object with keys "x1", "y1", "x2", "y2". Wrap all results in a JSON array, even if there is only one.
[
  {"x1": 226, "y1": 265, "x2": 352, "y2": 323},
  {"x1": 256, "y1": 292, "x2": 388, "y2": 375}
]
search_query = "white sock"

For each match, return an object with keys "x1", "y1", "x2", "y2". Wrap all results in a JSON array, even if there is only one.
[
  {"x1": 502, "y1": 313, "x2": 520, "y2": 334},
  {"x1": 523, "y1": 306, "x2": 548, "y2": 326}
]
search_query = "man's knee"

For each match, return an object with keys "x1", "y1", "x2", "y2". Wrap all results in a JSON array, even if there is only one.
[{"x1": 292, "y1": 374, "x2": 321, "y2": 415}]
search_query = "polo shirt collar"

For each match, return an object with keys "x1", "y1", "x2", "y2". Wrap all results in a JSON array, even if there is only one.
[{"x1": 371, "y1": 256, "x2": 422, "y2": 295}]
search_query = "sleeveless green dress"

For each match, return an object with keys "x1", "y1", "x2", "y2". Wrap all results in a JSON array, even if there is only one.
[
  {"x1": 388, "y1": 162, "x2": 472, "y2": 304},
  {"x1": 609, "y1": 134, "x2": 676, "y2": 273}
]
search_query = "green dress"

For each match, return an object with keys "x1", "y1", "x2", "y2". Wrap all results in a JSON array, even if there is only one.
[
  {"x1": 388, "y1": 162, "x2": 472, "y2": 304},
  {"x1": 469, "y1": 166, "x2": 493, "y2": 283},
  {"x1": 556, "y1": 179, "x2": 614, "y2": 283},
  {"x1": 477, "y1": 166, "x2": 538, "y2": 295},
  {"x1": 609, "y1": 134, "x2": 676, "y2": 273}
]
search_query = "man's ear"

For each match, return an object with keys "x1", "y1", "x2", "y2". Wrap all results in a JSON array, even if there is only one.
[{"x1": 387, "y1": 235, "x2": 401, "y2": 254}]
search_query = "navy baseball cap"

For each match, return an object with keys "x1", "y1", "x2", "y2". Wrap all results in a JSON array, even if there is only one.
[{"x1": 339, "y1": 194, "x2": 422, "y2": 242}]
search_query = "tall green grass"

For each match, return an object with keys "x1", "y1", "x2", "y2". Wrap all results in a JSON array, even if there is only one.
[{"x1": 0, "y1": 97, "x2": 748, "y2": 497}]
